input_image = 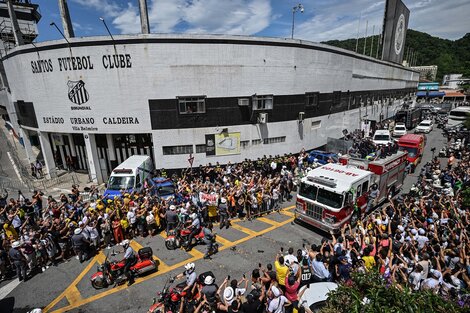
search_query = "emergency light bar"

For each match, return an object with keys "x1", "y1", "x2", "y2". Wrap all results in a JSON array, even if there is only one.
[
  {"x1": 113, "y1": 168, "x2": 133, "y2": 174},
  {"x1": 308, "y1": 175, "x2": 337, "y2": 188}
]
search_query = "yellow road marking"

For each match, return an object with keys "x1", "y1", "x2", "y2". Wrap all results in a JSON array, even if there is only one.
[
  {"x1": 230, "y1": 223, "x2": 259, "y2": 236},
  {"x1": 257, "y1": 217, "x2": 282, "y2": 227},
  {"x1": 281, "y1": 210, "x2": 295, "y2": 217},
  {"x1": 43, "y1": 254, "x2": 100, "y2": 312},
  {"x1": 45, "y1": 205, "x2": 295, "y2": 313},
  {"x1": 65, "y1": 286, "x2": 83, "y2": 304},
  {"x1": 215, "y1": 234, "x2": 232, "y2": 247},
  {"x1": 129, "y1": 239, "x2": 169, "y2": 271}
]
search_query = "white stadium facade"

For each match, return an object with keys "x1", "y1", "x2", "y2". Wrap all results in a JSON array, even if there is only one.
[{"x1": 1, "y1": 1, "x2": 418, "y2": 183}]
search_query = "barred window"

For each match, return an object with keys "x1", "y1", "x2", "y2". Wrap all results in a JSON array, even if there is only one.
[
  {"x1": 263, "y1": 136, "x2": 286, "y2": 144},
  {"x1": 162, "y1": 145, "x2": 193, "y2": 155},
  {"x1": 195, "y1": 144, "x2": 207, "y2": 153},
  {"x1": 306, "y1": 92, "x2": 319, "y2": 108},
  {"x1": 240, "y1": 140, "x2": 250, "y2": 149},
  {"x1": 252, "y1": 139, "x2": 262, "y2": 145},
  {"x1": 252, "y1": 95, "x2": 273, "y2": 110},
  {"x1": 178, "y1": 96, "x2": 206, "y2": 114}
]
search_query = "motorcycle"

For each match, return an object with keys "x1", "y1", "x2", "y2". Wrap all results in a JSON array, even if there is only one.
[
  {"x1": 90, "y1": 246, "x2": 157, "y2": 289},
  {"x1": 148, "y1": 272, "x2": 213, "y2": 313},
  {"x1": 165, "y1": 224, "x2": 215, "y2": 251}
]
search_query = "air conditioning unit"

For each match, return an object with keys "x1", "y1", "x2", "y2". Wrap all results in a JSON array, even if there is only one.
[
  {"x1": 258, "y1": 113, "x2": 268, "y2": 124},
  {"x1": 298, "y1": 111, "x2": 305, "y2": 121}
]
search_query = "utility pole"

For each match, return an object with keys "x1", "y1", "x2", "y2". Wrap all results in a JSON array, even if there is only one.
[
  {"x1": 355, "y1": 12, "x2": 362, "y2": 53},
  {"x1": 370, "y1": 25, "x2": 375, "y2": 57},
  {"x1": 376, "y1": 33, "x2": 381, "y2": 59},
  {"x1": 363, "y1": 20, "x2": 368, "y2": 55}
]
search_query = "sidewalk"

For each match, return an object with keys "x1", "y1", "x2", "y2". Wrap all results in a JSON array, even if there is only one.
[{"x1": 0, "y1": 123, "x2": 104, "y2": 199}]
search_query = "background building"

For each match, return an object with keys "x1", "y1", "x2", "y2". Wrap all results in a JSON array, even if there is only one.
[{"x1": 410, "y1": 65, "x2": 438, "y2": 81}]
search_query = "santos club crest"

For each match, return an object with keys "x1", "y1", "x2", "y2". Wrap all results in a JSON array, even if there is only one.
[{"x1": 67, "y1": 80, "x2": 89, "y2": 105}]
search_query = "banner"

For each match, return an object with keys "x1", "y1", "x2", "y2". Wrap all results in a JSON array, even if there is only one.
[
  {"x1": 381, "y1": 0, "x2": 410, "y2": 64},
  {"x1": 200, "y1": 192, "x2": 218, "y2": 203},
  {"x1": 206, "y1": 132, "x2": 241, "y2": 156}
]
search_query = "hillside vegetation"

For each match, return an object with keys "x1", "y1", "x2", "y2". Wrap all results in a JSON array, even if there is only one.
[{"x1": 322, "y1": 29, "x2": 470, "y2": 81}]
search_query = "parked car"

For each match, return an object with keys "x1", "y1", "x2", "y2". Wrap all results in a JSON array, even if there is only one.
[
  {"x1": 299, "y1": 282, "x2": 338, "y2": 312},
  {"x1": 415, "y1": 120, "x2": 433, "y2": 133},
  {"x1": 307, "y1": 150, "x2": 338, "y2": 165},
  {"x1": 372, "y1": 129, "x2": 393, "y2": 146},
  {"x1": 392, "y1": 123, "x2": 407, "y2": 137}
]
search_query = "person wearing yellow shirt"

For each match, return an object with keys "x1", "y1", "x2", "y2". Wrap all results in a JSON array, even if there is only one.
[
  {"x1": 274, "y1": 253, "x2": 289, "y2": 292},
  {"x1": 3, "y1": 219, "x2": 18, "y2": 240},
  {"x1": 362, "y1": 247, "x2": 376, "y2": 271}
]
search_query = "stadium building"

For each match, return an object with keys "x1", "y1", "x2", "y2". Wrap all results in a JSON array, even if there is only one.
[{"x1": 0, "y1": 0, "x2": 418, "y2": 183}]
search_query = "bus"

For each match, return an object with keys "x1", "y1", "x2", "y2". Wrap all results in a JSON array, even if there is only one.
[
  {"x1": 395, "y1": 107, "x2": 422, "y2": 130},
  {"x1": 446, "y1": 106, "x2": 470, "y2": 129}
]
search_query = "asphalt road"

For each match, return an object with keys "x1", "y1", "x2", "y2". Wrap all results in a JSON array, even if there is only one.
[{"x1": 1, "y1": 125, "x2": 449, "y2": 313}]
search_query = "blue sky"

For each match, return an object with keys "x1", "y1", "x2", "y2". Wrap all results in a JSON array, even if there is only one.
[{"x1": 35, "y1": 0, "x2": 470, "y2": 42}]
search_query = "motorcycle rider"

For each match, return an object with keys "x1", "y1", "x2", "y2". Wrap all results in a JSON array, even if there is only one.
[
  {"x1": 174, "y1": 262, "x2": 197, "y2": 292},
  {"x1": 218, "y1": 198, "x2": 229, "y2": 229},
  {"x1": 186, "y1": 213, "x2": 201, "y2": 249},
  {"x1": 203, "y1": 223, "x2": 215, "y2": 259},
  {"x1": 121, "y1": 239, "x2": 136, "y2": 286}
]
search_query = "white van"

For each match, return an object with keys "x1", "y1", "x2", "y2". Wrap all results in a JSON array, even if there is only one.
[
  {"x1": 372, "y1": 129, "x2": 393, "y2": 146},
  {"x1": 104, "y1": 155, "x2": 153, "y2": 198}
]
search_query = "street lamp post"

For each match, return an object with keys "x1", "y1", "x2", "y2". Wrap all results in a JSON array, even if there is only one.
[
  {"x1": 291, "y1": 3, "x2": 304, "y2": 39},
  {"x1": 50, "y1": 22, "x2": 72, "y2": 55},
  {"x1": 99, "y1": 17, "x2": 117, "y2": 53}
]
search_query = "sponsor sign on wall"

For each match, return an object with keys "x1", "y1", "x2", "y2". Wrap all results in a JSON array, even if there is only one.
[{"x1": 205, "y1": 132, "x2": 241, "y2": 156}]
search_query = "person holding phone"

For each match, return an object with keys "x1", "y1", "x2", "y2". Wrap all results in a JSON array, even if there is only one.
[{"x1": 274, "y1": 250, "x2": 288, "y2": 292}]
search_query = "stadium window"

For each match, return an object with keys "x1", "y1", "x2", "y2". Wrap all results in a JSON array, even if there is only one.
[
  {"x1": 311, "y1": 120, "x2": 321, "y2": 130},
  {"x1": 305, "y1": 92, "x2": 319, "y2": 108},
  {"x1": 240, "y1": 140, "x2": 250, "y2": 149},
  {"x1": 178, "y1": 96, "x2": 206, "y2": 114},
  {"x1": 252, "y1": 139, "x2": 262, "y2": 145},
  {"x1": 162, "y1": 145, "x2": 194, "y2": 155},
  {"x1": 252, "y1": 95, "x2": 273, "y2": 110},
  {"x1": 195, "y1": 144, "x2": 207, "y2": 154},
  {"x1": 263, "y1": 136, "x2": 286, "y2": 144}
]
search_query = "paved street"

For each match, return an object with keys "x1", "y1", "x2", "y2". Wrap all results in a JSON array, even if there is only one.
[{"x1": 0, "y1": 125, "x2": 449, "y2": 313}]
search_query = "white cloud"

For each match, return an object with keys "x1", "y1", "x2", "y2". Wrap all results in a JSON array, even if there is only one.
[
  {"x1": 182, "y1": 0, "x2": 271, "y2": 35},
  {"x1": 71, "y1": 0, "x2": 272, "y2": 36},
  {"x1": 68, "y1": 0, "x2": 469, "y2": 40},
  {"x1": 294, "y1": 0, "x2": 470, "y2": 42},
  {"x1": 111, "y1": 2, "x2": 141, "y2": 34}
]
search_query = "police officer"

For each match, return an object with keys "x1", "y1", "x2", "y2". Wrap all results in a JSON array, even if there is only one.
[
  {"x1": 121, "y1": 239, "x2": 136, "y2": 286},
  {"x1": 164, "y1": 205, "x2": 178, "y2": 234},
  {"x1": 203, "y1": 223, "x2": 216, "y2": 259},
  {"x1": 218, "y1": 198, "x2": 229, "y2": 229},
  {"x1": 9, "y1": 241, "x2": 27, "y2": 282},
  {"x1": 174, "y1": 262, "x2": 197, "y2": 292}
]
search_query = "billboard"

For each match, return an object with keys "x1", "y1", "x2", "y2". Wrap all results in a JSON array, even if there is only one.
[
  {"x1": 205, "y1": 132, "x2": 241, "y2": 156},
  {"x1": 381, "y1": 0, "x2": 410, "y2": 64}
]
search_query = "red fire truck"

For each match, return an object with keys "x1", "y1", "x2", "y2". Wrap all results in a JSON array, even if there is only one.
[{"x1": 295, "y1": 150, "x2": 407, "y2": 232}]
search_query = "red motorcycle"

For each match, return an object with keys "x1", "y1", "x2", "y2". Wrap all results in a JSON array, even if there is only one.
[
  {"x1": 165, "y1": 223, "x2": 206, "y2": 251},
  {"x1": 148, "y1": 272, "x2": 213, "y2": 313},
  {"x1": 90, "y1": 247, "x2": 157, "y2": 289}
]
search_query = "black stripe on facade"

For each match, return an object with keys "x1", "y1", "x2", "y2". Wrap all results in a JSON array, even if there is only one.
[{"x1": 149, "y1": 87, "x2": 415, "y2": 130}]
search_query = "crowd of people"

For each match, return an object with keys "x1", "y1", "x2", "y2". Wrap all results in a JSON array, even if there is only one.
[
  {"x1": 1, "y1": 127, "x2": 470, "y2": 311},
  {"x1": 0, "y1": 154, "x2": 308, "y2": 282}
]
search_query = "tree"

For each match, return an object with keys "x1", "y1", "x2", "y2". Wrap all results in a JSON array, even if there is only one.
[{"x1": 320, "y1": 271, "x2": 467, "y2": 313}]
